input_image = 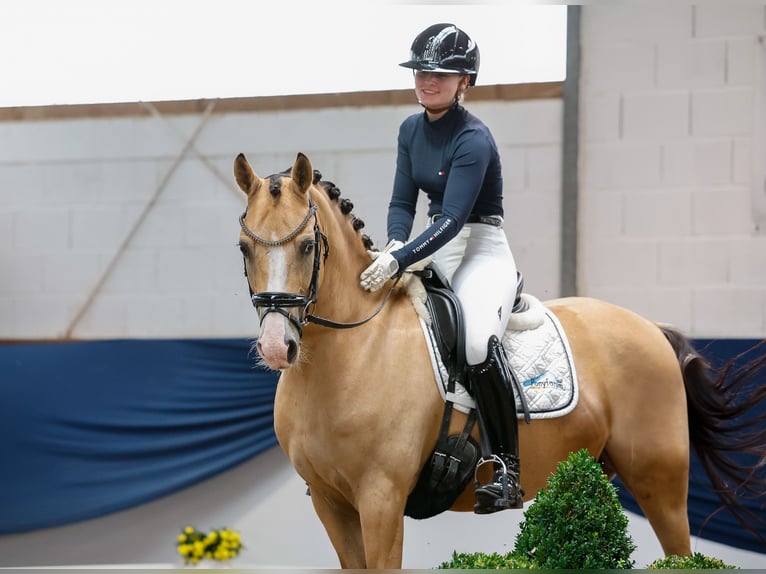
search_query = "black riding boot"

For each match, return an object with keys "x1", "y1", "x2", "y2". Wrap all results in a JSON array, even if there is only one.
[{"x1": 468, "y1": 335, "x2": 524, "y2": 514}]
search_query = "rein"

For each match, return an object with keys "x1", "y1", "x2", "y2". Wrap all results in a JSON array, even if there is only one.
[{"x1": 240, "y1": 192, "x2": 400, "y2": 333}]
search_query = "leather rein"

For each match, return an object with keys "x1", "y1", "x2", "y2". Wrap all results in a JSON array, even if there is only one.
[{"x1": 239, "y1": 192, "x2": 400, "y2": 334}]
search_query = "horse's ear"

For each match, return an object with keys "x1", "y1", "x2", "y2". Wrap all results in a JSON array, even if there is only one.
[
  {"x1": 234, "y1": 153, "x2": 261, "y2": 196},
  {"x1": 291, "y1": 152, "x2": 313, "y2": 195}
]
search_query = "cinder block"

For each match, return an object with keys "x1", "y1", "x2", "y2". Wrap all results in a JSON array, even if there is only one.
[
  {"x1": 74, "y1": 293, "x2": 127, "y2": 338},
  {"x1": 130, "y1": 204, "x2": 185, "y2": 249},
  {"x1": 729, "y1": 238, "x2": 766, "y2": 283},
  {"x1": 183, "y1": 202, "x2": 242, "y2": 248},
  {"x1": 527, "y1": 145, "x2": 562, "y2": 191},
  {"x1": 656, "y1": 39, "x2": 726, "y2": 89},
  {"x1": 70, "y1": 205, "x2": 142, "y2": 249},
  {"x1": 692, "y1": 287, "x2": 764, "y2": 337},
  {"x1": 692, "y1": 187, "x2": 754, "y2": 234},
  {"x1": 505, "y1": 188, "x2": 562, "y2": 244},
  {"x1": 582, "y1": 42, "x2": 655, "y2": 91},
  {"x1": 0, "y1": 164, "x2": 44, "y2": 207},
  {"x1": 14, "y1": 208, "x2": 71, "y2": 252},
  {"x1": 726, "y1": 37, "x2": 759, "y2": 85},
  {"x1": 177, "y1": 294, "x2": 217, "y2": 337},
  {"x1": 691, "y1": 88, "x2": 753, "y2": 136},
  {"x1": 658, "y1": 238, "x2": 731, "y2": 285},
  {"x1": 481, "y1": 100, "x2": 562, "y2": 146},
  {"x1": 43, "y1": 251, "x2": 107, "y2": 294},
  {"x1": 213, "y1": 293, "x2": 259, "y2": 338},
  {"x1": 159, "y1": 157, "x2": 228, "y2": 202},
  {"x1": 579, "y1": 190, "x2": 624, "y2": 239},
  {"x1": 156, "y1": 247, "x2": 219, "y2": 294},
  {"x1": 583, "y1": 142, "x2": 662, "y2": 189},
  {"x1": 624, "y1": 189, "x2": 693, "y2": 238},
  {"x1": 732, "y1": 138, "x2": 751, "y2": 184},
  {"x1": 580, "y1": 90, "x2": 621, "y2": 141},
  {"x1": 0, "y1": 298, "x2": 13, "y2": 336},
  {"x1": 13, "y1": 295, "x2": 78, "y2": 339},
  {"x1": 499, "y1": 146, "x2": 527, "y2": 193},
  {"x1": 0, "y1": 211, "x2": 14, "y2": 254},
  {"x1": 101, "y1": 247, "x2": 158, "y2": 294},
  {"x1": 581, "y1": 238, "x2": 660, "y2": 288},
  {"x1": 585, "y1": 286, "x2": 693, "y2": 330},
  {"x1": 622, "y1": 91, "x2": 690, "y2": 140},
  {"x1": 662, "y1": 139, "x2": 732, "y2": 186},
  {"x1": 583, "y1": 5, "x2": 692, "y2": 43},
  {"x1": 121, "y1": 293, "x2": 184, "y2": 337},
  {"x1": 0, "y1": 254, "x2": 43, "y2": 294},
  {"x1": 694, "y1": 4, "x2": 766, "y2": 37},
  {"x1": 505, "y1": 238, "x2": 560, "y2": 299}
]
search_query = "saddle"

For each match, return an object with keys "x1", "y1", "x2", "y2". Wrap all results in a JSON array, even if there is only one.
[{"x1": 404, "y1": 264, "x2": 528, "y2": 519}]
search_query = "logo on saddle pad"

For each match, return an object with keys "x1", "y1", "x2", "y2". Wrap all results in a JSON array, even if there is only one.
[{"x1": 522, "y1": 371, "x2": 564, "y2": 391}]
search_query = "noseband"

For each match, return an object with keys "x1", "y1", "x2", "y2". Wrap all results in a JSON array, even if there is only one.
[
  {"x1": 240, "y1": 194, "x2": 328, "y2": 336},
  {"x1": 240, "y1": 193, "x2": 400, "y2": 334}
]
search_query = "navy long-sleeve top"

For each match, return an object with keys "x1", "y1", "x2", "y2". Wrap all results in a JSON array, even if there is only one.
[{"x1": 387, "y1": 104, "x2": 504, "y2": 269}]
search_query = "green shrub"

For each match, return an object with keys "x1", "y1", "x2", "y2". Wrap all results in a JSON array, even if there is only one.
[
  {"x1": 437, "y1": 550, "x2": 533, "y2": 569},
  {"x1": 513, "y1": 448, "x2": 636, "y2": 569},
  {"x1": 647, "y1": 552, "x2": 738, "y2": 569}
]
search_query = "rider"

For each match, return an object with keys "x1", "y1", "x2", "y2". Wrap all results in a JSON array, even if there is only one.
[{"x1": 359, "y1": 23, "x2": 523, "y2": 514}]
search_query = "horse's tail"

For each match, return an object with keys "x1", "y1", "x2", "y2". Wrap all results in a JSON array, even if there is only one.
[{"x1": 660, "y1": 324, "x2": 766, "y2": 546}]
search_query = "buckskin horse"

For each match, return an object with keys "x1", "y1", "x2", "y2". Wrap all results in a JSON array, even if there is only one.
[{"x1": 234, "y1": 152, "x2": 766, "y2": 569}]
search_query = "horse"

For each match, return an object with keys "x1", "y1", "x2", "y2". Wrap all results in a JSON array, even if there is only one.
[{"x1": 233, "y1": 151, "x2": 766, "y2": 569}]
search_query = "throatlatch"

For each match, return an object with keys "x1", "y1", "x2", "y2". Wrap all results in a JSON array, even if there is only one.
[{"x1": 468, "y1": 335, "x2": 525, "y2": 514}]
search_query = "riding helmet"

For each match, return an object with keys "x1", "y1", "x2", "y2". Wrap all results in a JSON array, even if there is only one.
[{"x1": 400, "y1": 23, "x2": 480, "y2": 86}]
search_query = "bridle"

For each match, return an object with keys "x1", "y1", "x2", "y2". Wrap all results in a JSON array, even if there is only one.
[{"x1": 239, "y1": 192, "x2": 400, "y2": 334}]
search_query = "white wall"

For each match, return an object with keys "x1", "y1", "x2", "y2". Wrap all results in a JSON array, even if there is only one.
[
  {"x1": 2, "y1": 3, "x2": 765, "y2": 570},
  {"x1": 579, "y1": 3, "x2": 766, "y2": 337},
  {"x1": 0, "y1": 98, "x2": 562, "y2": 340}
]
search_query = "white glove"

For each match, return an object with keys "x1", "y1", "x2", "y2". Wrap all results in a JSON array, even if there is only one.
[{"x1": 360, "y1": 240, "x2": 404, "y2": 292}]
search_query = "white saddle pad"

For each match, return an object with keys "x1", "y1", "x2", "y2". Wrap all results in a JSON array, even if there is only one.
[{"x1": 420, "y1": 294, "x2": 579, "y2": 420}]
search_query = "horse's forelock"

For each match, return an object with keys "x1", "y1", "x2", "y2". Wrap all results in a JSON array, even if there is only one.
[{"x1": 267, "y1": 174, "x2": 283, "y2": 198}]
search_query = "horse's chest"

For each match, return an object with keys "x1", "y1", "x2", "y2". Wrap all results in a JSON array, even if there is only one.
[{"x1": 273, "y1": 379, "x2": 378, "y2": 479}]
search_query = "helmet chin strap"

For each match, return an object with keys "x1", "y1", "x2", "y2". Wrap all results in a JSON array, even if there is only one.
[{"x1": 418, "y1": 93, "x2": 461, "y2": 116}]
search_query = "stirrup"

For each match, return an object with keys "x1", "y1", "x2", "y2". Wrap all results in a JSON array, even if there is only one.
[{"x1": 473, "y1": 455, "x2": 523, "y2": 514}]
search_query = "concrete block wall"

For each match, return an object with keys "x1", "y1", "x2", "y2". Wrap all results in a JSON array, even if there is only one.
[
  {"x1": 579, "y1": 4, "x2": 766, "y2": 337},
  {"x1": 0, "y1": 96, "x2": 562, "y2": 339}
]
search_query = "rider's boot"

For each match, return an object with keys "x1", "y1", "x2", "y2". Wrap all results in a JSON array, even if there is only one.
[{"x1": 468, "y1": 335, "x2": 524, "y2": 514}]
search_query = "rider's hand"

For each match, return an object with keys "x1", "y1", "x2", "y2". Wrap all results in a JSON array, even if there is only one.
[{"x1": 360, "y1": 240, "x2": 404, "y2": 292}]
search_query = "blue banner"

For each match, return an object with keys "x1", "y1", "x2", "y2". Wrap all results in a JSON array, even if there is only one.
[{"x1": 1, "y1": 337, "x2": 764, "y2": 556}]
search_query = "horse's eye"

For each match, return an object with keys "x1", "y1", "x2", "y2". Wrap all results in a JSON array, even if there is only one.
[
  {"x1": 238, "y1": 241, "x2": 250, "y2": 258},
  {"x1": 302, "y1": 239, "x2": 315, "y2": 256}
]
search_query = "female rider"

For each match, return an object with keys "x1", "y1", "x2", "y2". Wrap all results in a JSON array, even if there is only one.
[{"x1": 359, "y1": 23, "x2": 524, "y2": 514}]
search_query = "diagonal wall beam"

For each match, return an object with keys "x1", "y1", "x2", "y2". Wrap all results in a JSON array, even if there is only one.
[{"x1": 64, "y1": 99, "x2": 218, "y2": 339}]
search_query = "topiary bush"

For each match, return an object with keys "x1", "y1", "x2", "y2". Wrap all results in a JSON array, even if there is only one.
[
  {"x1": 647, "y1": 552, "x2": 738, "y2": 569},
  {"x1": 437, "y1": 550, "x2": 533, "y2": 569},
  {"x1": 513, "y1": 448, "x2": 636, "y2": 569}
]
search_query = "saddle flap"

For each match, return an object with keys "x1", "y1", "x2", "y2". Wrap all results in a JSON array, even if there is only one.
[{"x1": 424, "y1": 278, "x2": 465, "y2": 373}]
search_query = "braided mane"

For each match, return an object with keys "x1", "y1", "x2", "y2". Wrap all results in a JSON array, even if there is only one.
[{"x1": 268, "y1": 164, "x2": 376, "y2": 251}]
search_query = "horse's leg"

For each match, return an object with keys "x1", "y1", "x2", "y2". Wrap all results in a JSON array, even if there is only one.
[
  {"x1": 309, "y1": 486, "x2": 367, "y2": 569},
  {"x1": 356, "y1": 480, "x2": 407, "y2": 569},
  {"x1": 609, "y1": 443, "x2": 692, "y2": 556},
  {"x1": 603, "y1": 342, "x2": 693, "y2": 556}
]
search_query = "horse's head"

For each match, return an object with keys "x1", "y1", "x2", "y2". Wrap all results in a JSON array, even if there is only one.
[{"x1": 235, "y1": 152, "x2": 374, "y2": 371}]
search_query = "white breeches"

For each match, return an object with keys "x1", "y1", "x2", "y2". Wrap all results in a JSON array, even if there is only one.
[{"x1": 431, "y1": 223, "x2": 518, "y2": 365}]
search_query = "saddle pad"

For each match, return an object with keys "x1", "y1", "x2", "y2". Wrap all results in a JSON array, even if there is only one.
[{"x1": 420, "y1": 299, "x2": 579, "y2": 420}]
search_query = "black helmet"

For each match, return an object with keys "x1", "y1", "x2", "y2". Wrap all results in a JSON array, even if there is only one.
[{"x1": 400, "y1": 23, "x2": 480, "y2": 86}]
